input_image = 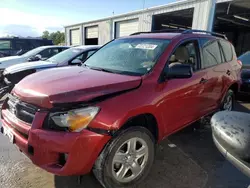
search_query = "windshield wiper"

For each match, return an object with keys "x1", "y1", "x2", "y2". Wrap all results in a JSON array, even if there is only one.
[{"x1": 83, "y1": 65, "x2": 115, "y2": 73}]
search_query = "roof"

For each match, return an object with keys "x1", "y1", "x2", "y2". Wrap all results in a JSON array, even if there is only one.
[
  {"x1": 74, "y1": 45, "x2": 102, "y2": 50},
  {"x1": 119, "y1": 29, "x2": 228, "y2": 40},
  {"x1": 39, "y1": 45, "x2": 70, "y2": 49},
  {"x1": 0, "y1": 37, "x2": 50, "y2": 40},
  {"x1": 65, "y1": 0, "x2": 197, "y2": 27},
  {"x1": 65, "y1": 0, "x2": 233, "y2": 28}
]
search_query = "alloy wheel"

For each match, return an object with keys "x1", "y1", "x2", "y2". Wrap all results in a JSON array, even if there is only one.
[
  {"x1": 223, "y1": 95, "x2": 233, "y2": 111},
  {"x1": 111, "y1": 137, "x2": 149, "y2": 183}
]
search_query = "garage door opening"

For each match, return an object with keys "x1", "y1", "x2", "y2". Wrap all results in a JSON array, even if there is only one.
[
  {"x1": 85, "y1": 26, "x2": 99, "y2": 45},
  {"x1": 152, "y1": 8, "x2": 194, "y2": 31},
  {"x1": 115, "y1": 19, "x2": 139, "y2": 38},
  {"x1": 70, "y1": 29, "x2": 80, "y2": 46},
  {"x1": 214, "y1": 1, "x2": 250, "y2": 56}
]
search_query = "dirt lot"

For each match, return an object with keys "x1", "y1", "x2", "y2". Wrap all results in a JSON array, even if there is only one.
[{"x1": 0, "y1": 100, "x2": 250, "y2": 188}]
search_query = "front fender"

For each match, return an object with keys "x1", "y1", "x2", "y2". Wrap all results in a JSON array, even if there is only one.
[{"x1": 90, "y1": 104, "x2": 165, "y2": 141}]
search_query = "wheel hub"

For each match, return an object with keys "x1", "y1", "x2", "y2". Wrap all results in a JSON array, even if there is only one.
[{"x1": 111, "y1": 137, "x2": 149, "y2": 183}]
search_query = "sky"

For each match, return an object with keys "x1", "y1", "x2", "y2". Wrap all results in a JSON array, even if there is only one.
[{"x1": 0, "y1": 0, "x2": 176, "y2": 37}]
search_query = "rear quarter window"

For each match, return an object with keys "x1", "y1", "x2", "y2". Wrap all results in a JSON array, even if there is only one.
[{"x1": 220, "y1": 40, "x2": 233, "y2": 62}]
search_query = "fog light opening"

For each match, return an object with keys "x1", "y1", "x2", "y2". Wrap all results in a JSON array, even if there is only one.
[{"x1": 59, "y1": 153, "x2": 68, "y2": 166}]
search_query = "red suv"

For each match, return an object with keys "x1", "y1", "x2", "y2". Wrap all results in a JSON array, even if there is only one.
[{"x1": 1, "y1": 30, "x2": 241, "y2": 188}]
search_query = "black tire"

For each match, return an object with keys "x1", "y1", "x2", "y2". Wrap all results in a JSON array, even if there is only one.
[
  {"x1": 221, "y1": 89, "x2": 235, "y2": 111},
  {"x1": 93, "y1": 127, "x2": 155, "y2": 188}
]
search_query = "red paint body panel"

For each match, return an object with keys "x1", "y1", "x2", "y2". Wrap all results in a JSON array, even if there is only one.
[
  {"x1": 1, "y1": 33, "x2": 241, "y2": 176},
  {"x1": 1, "y1": 108, "x2": 111, "y2": 175},
  {"x1": 13, "y1": 66, "x2": 141, "y2": 108}
]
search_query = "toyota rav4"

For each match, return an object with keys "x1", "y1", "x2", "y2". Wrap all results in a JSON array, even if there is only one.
[{"x1": 0, "y1": 30, "x2": 242, "y2": 188}]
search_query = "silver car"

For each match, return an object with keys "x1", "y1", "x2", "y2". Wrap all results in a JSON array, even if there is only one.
[{"x1": 0, "y1": 45, "x2": 101, "y2": 98}]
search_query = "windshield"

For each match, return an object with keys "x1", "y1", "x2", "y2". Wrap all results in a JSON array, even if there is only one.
[
  {"x1": 84, "y1": 38, "x2": 170, "y2": 76},
  {"x1": 239, "y1": 51, "x2": 250, "y2": 65},
  {"x1": 21, "y1": 47, "x2": 44, "y2": 57},
  {"x1": 47, "y1": 47, "x2": 83, "y2": 63}
]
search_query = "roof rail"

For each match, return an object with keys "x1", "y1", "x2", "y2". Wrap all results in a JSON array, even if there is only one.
[
  {"x1": 130, "y1": 29, "x2": 227, "y2": 39},
  {"x1": 130, "y1": 29, "x2": 186, "y2": 36},
  {"x1": 182, "y1": 29, "x2": 227, "y2": 39}
]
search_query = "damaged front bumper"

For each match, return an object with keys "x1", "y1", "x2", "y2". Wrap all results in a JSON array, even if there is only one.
[{"x1": 1, "y1": 104, "x2": 111, "y2": 176}]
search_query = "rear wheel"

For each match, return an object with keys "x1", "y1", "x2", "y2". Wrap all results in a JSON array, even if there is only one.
[
  {"x1": 93, "y1": 127, "x2": 155, "y2": 188},
  {"x1": 221, "y1": 89, "x2": 234, "y2": 111}
]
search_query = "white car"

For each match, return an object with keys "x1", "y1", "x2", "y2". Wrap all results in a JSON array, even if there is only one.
[
  {"x1": 0, "y1": 46, "x2": 69, "y2": 69},
  {"x1": 0, "y1": 45, "x2": 101, "y2": 98}
]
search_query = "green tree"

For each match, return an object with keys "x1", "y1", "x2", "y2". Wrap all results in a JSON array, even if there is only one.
[
  {"x1": 42, "y1": 31, "x2": 65, "y2": 45},
  {"x1": 42, "y1": 31, "x2": 50, "y2": 39}
]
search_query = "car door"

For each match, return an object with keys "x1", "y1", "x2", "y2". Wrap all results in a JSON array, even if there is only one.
[
  {"x1": 159, "y1": 39, "x2": 209, "y2": 134},
  {"x1": 200, "y1": 38, "x2": 228, "y2": 111},
  {"x1": 219, "y1": 39, "x2": 240, "y2": 93}
]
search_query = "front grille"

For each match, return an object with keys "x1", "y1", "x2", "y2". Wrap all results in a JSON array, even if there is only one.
[{"x1": 6, "y1": 94, "x2": 37, "y2": 124}]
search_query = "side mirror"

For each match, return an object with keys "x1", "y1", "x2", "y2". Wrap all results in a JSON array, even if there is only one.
[
  {"x1": 71, "y1": 58, "x2": 82, "y2": 65},
  {"x1": 28, "y1": 54, "x2": 42, "y2": 62},
  {"x1": 35, "y1": 54, "x2": 42, "y2": 60},
  {"x1": 164, "y1": 64, "x2": 193, "y2": 80}
]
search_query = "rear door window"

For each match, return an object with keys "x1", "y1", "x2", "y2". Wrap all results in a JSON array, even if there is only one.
[
  {"x1": 200, "y1": 39, "x2": 222, "y2": 68},
  {"x1": 220, "y1": 40, "x2": 233, "y2": 62}
]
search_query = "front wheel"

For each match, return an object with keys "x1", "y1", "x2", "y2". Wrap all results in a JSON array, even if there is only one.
[
  {"x1": 221, "y1": 89, "x2": 235, "y2": 111},
  {"x1": 93, "y1": 127, "x2": 155, "y2": 188}
]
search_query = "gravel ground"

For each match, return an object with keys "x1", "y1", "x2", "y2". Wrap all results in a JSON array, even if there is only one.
[{"x1": 0, "y1": 100, "x2": 250, "y2": 188}]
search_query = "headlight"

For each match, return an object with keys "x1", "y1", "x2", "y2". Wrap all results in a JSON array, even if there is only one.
[{"x1": 50, "y1": 106, "x2": 100, "y2": 132}]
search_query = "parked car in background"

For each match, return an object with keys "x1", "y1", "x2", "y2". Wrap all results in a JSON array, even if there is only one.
[
  {"x1": 0, "y1": 37, "x2": 53, "y2": 57},
  {"x1": 0, "y1": 46, "x2": 69, "y2": 70},
  {"x1": 211, "y1": 111, "x2": 250, "y2": 178},
  {"x1": 238, "y1": 51, "x2": 250, "y2": 94},
  {"x1": 0, "y1": 45, "x2": 100, "y2": 98},
  {"x1": 0, "y1": 30, "x2": 241, "y2": 188}
]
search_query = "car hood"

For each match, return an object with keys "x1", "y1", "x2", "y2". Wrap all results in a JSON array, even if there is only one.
[
  {"x1": 4, "y1": 61, "x2": 58, "y2": 74},
  {"x1": 0, "y1": 56, "x2": 27, "y2": 69},
  {"x1": 13, "y1": 66, "x2": 142, "y2": 108}
]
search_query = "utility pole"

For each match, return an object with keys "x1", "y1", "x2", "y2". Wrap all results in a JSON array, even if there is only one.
[{"x1": 142, "y1": 0, "x2": 145, "y2": 10}]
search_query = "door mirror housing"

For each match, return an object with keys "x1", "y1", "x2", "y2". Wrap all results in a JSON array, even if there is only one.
[
  {"x1": 164, "y1": 64, "x2": 193, "y2": 80},
  {"x1": 71, "y1": 58, "x2": 82, "y2": 65},
  {"x1": 28, "y1": 54, "x2": 42, "y2": 62}
]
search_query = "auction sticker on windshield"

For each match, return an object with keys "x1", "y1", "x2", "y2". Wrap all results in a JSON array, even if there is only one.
[{"x1": 135, "y1": 44, "x2": 157, "y2": 50}]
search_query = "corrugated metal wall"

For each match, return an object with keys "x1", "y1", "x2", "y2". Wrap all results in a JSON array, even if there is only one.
[{"x1": 65, "y1": 0, "x2": 233, "y2": 46}]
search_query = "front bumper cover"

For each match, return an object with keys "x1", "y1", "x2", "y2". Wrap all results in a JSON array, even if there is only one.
[{"x1": 1, "y1": 109, "x2": 111, "y2": 176}]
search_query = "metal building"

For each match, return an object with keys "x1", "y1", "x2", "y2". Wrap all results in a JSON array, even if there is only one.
[{"x1": 65, "y1": 0, "x2": 250, "y2": 55}]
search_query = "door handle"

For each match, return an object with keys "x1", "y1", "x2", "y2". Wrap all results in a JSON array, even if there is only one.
[
  {"x1": 226, "y1": 70, "x2": 231, "y2": 76},
  {"x1": 200, "y1": 78, "x2": 208, "y2": 84}
]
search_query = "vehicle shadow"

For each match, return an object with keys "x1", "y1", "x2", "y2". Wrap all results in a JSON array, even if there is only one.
[
  {"x1": 168, "y1": 102, "x2": 250, "y2": 188},
  {"x1": 237, "y1": 94, "x2": 250, "y2": 104},
  {"x1": 54, "y1": 137, "x2": 208, "y2": 188},
  {"x1": 54, "y1": 103, "x2": 250, "y2": 188}
]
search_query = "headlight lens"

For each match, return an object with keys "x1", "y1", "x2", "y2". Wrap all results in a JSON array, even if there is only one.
[{"x1": 50, "y1": 106, "x2": 100, "y2": 132}]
